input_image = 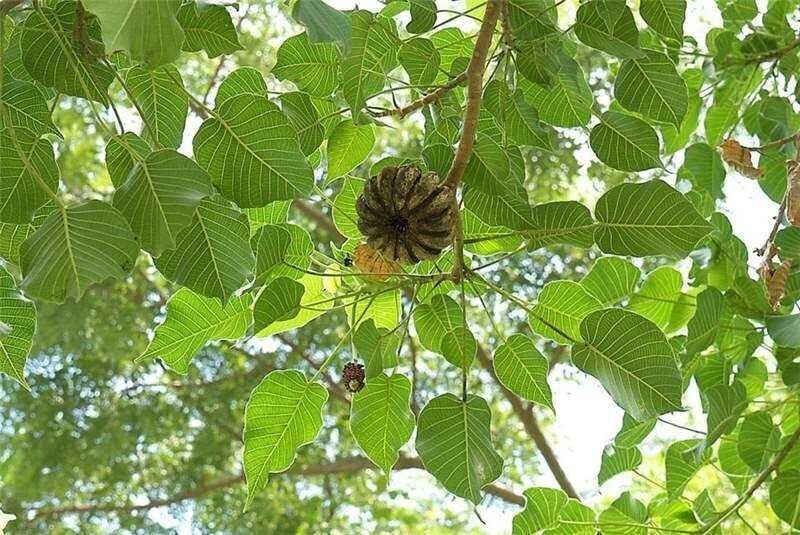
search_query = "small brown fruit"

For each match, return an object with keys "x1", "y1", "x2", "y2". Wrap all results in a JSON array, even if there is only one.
[
  {"x1": 356, "y1": 165, "x2": 454, "y2": 264},
  {"x1": 342, "y1": 361, "x2": 365, "y2": 393}
]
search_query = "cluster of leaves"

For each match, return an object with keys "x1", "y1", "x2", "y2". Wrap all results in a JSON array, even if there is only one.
[{"x1": 2, "y1": 0, "x2": 800, "y2": 532}]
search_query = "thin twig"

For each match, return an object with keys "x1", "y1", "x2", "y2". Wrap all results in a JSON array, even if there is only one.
[{"x1": 699, "y1": 425, "x2": 800, "y2": 533}]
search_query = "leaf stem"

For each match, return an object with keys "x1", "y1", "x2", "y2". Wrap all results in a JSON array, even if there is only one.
[{"x1": 698, "y1": 425, "x2": 800, "y2": 533}]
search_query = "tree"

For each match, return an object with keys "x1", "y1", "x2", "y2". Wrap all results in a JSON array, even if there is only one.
[{"x1": 1, "y1": 0, "x2": 800, "y2": 532}]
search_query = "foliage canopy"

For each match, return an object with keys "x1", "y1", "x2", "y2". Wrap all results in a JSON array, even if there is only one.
[{"x1": 2, "y1": 0, "x2": 800, "y2": 533}]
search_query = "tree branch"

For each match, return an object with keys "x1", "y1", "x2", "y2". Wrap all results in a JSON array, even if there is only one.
[
  {"x1": 444, "y1": 0, "x2": 500, "y2": 281},
  {"x1": 29, "y1": 455, "x2": 523, "y2": 519},
  {"x1": 370, "y1": 72, "x2": 468, "y2": 118},
  {"x1": 292, "y1": 200, "x2": 345, "y2": 242},
  {"x1": 0, "y1": 0, "x2": 24, "y2": 14},
  {"x1": 444, "y1": 0, "x2": 500, "y2": 190},
  {"x1": 699, "y1": 424, "x2": 800, "y2": 533},
  {"x1": 475, "y1": 345, "x2": 580, "y2": 499}
]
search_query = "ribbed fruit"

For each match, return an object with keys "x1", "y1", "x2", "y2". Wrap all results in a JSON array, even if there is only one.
[{"x1": 355, "y1": 165, "x2": 454, "y2": 264}]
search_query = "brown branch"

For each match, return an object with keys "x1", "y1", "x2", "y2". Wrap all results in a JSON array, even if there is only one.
[
  {"x1": 757, "y1": 195, "x2": 787, "y2": 257},
  {"x1": 444, "y1": 0, "x2": 500, "y2": 189},
  {"x1": 0, "y1": 0, "x2": 24, "y2": 14},
  {"x1": 370, "y1": 72, "x2": 468, "y2": 118},
  {"x1": 29, "y1": 455, "x2": 523, "y2": 519},
  {"x1": 292, "y1": 200, "x2": 345, "y2": 242},
  {"x1": 699, "y1": 424, "x2": 800, "y2": 533},
  {"x1": 475, "y1": 345, "x2": 580, "y2": 499},
  {"x1": 444, "y1": 0, "x2": 500, "y2": 281}
]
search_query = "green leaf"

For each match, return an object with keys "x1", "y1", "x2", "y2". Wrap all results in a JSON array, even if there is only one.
[
  {"x1": 614, "y1": 413, "x2": 656, "y2": 448},
  {"x1": 255, "y1": 224, "x2": 312, "y2": 282},
  {"x1": 463, "y1": 210, "x2": 524, "y2": 255},
  {"x1": 615, "y1": 50, "x2": 688, "y2": 127},
  {"x1": 738, "y1": 412, "x2": 780, "y2": 471},
  {"x1": 155, "y1": 195, "x2": 254, "y2": 303},
  {"x1": 106, "y1": 132, "x2": 151, "y2": 188},
  {"x1": 177, "y1": 1, "x2": 242, "y2": 58},
  {"x1": 350, "y1": 373, "x2": 415, "y2": 475},
  {"x1": 332, "y1": 177, "x2": 364, "y2": 239},
  {"x1": 279, "y1": 91, "x2": 324, "y2": 156},
  {"x1": 766, "y1": 314, "x2": 800, "y2": 347},
  {"x1": 214, "y1": 67, "x2": 268, "y2": 106},
  {"x1": 640, "y1": 0, "x2": 685, "y2": 41},
  {"x1": 704, "y1": 100, "x2": 739, "y2": 146},
  {"x1": 20, "y1": 2, "x2": 114, "y2": 103},
  {"x1": 415, "y1": 393, "x2": 503, "y2": 504},
  {"x1": 770, "y1": 470, "x2": 800, "y2": 530},
  {"x1": 493, "y1": 334, "x2": 553, "y2": 410},
  {"x1": 353, "y1": 319, "x2": 400, "y2": 379},
  {"x1": 272, "y1": 32, "x2": 341, "y2": 98},
  {"x1": 399, "y1": 38, "x2": 440, "y2": 86},
  {"x1": 256, "y1": 274, "x2": 333, "y2": 337},
  {"x1": 0, "y1": 204, "x2": 53, "y2": 266},
  {"x1": 348, "y1": 289, "x2": 400, "y2": 331},
  {"x1": 681, "y1": 143, "x2": 726, "y2": 200},
  {"x1": 292, "y1": 0, "x2": 352, "y2": 46},
  {"x1": 327, "y1": 121, "x2": 375, "y2": 180},
  {"x1": 513, "y1": 487, "x2": 569, "y2": 534},
  {"x1": 245, "y1": 201, "x2": 292, "y2": 234},
  {"x1": 430, "y1": 28, "x2": 473, "y2": 82},
  {"x1": 20, "y1": 200, "x2": 139, "y2": 303},
  {"x1": 135, "y1": 289, "x2": 252, "y2": 374},
  {"x1": 413, "y1": 294, "x2": 463, "y2": 355},
  {"x1": 719, "y1": 427, "x2": 756, "y2": 494},
  {"x1": 515, "y1": 37, "x2": 561, "y2": 87},
  {"x1": 529, "y1": 281, "x2": 602, "y2": 344},
  {"x1": 0, "y1": 79, "x2": 59, "y2": 137},
  {"x1": 250, "y1": 224, "x2": 291, "y2": 285},
  {"x1": 594, "y1": 179, "x2": 713, "y2": 257},
  {"x1": 0, "y1": 127, "x2": 59, "y2": 224},
  {"x1": 194, "y1": 94, "x2": 314, "y2": 207},
  {"x1": 341, "y1": 11, "x2": 397, "y2": 115},
  {"x1": 441, "y1": 326, "x2": 477, "y2": 369},
  {"x1": 0, "y1": 265, "x2": 35, "y2": 390},
  {"x1": 124, "y1": 66, "x2": 188, "y2": 150},
  {"x1": 598, "y1": 445, "x2": 642, "y2": 484},
  {"x1": 507, "y1": 0, "x2": 558, "y2": 41},
  {"x1": 549, "y1": 499, "x2": 595, "y2": 534},
  {"x1": 629, "y1": 267, "x2": 689, "y2": 330},
  {"x1": 686, "y1": 287, "x2": 724, "y2": 355},
  {"x1": 599, "y1": 492, "x2": 648, "y2": 535},
  {"x1": 528, "y1": 201, "x2": 595, "y2": 250},
  {"x1": 243, "y1": 369, "x2": 327, "y2": 510},
  {"x1": 83, "y1": 0, "x2": 185, "y2": 68},
  {"x1": 590, "y1": 111, "x2": 661, "y2": 171},
  {"x1": 112, "y1": 148, "x2": 214, "y2": 256},
  {"x1": 483, "y1": 80, "x2": 551, "y2": 150},
  {"x1": 519, "y1": 57, "x2": 593, "y2": 127},
  {"x1": 703, "y1": 381, "x2": 747, "y2": 448},
  {"x1": 575, "y1": 0, "x2": 643, "y2": 59},
  {"x1": 573, "y1": 308, "x2": 683, "y2": 421},
  {"x1": 253, "y1": 277, "x2": 304, "y2": 332},
  {"x1": 580, "y1": 257, "x2": 640, "y2": 306},
  {"x1": 666, "y1": 439, "x2": 709, "y2": 499},
  {"x1": 406, "y1": 0, "x2": 436, "y2": 33}
]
